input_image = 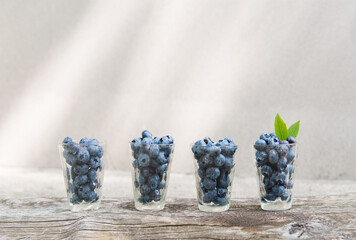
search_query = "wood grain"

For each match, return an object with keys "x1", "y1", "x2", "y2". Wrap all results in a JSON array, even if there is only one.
[{"x1": 1, "y1": 194, "x2": 355, "y2": 239}]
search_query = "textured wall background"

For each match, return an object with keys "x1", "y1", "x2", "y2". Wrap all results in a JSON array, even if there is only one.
[{"x1": 0, "y1": 0, "x2": 355, "y2": 180}]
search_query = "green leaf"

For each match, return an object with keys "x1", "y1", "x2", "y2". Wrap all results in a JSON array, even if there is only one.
[
  {"x1": 288, "y1": 120, "x2": 300, "y2": 138},
  {"x1": 274, "y1": 113, "x2": 288, "y2": 140}
]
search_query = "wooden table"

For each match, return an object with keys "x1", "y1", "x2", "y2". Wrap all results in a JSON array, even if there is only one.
[{"x1": 0, "y1": 168, "x2": 355, "y2": 239}]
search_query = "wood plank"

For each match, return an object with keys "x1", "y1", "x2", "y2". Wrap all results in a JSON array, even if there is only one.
[{"x1": 0, "y1": 194, "x2": 355, "y2": 239}]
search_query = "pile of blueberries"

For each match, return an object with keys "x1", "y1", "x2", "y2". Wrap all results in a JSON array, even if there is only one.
[
  {"x1": 131, "y1": 130, "x2": 174, "y2": 204},
  {"x1": 254, "y1": 133, "x2": 296, "y2": 202},
  {"x1": 62, "y1": 137, "x2": 103, "y2": 204},
  {"x1": 192, "y1": 137, "x2": 237, "y2": 206}
]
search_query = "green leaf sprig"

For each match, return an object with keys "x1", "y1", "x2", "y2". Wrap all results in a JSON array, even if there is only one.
[{"x1": 274, "y1": 113, "x2": 300, "y2": 140}]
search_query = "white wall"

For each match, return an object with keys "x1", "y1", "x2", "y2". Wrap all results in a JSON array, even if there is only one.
[{"x1": 0, "y1": 0, "x2": 355, "y2": 180}]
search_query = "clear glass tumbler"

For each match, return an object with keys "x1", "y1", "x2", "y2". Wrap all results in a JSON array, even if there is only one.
[
  {"x1": 254, "y1": 143, "x2": 297, "y2": 211},
  {"x1": 192, "y1": 145, "x2": 238, "y2": 212},
  {"x1": 58, "y1": 139, "x2": 105, "y2": 212},
  {"x1": 129, "y1": 142, "x2": 174, "y2": 211}
]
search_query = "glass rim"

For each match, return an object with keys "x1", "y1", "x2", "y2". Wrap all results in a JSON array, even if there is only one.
[
  {"x1": 190, "y1": 143, "x2": 238, "y2": 148},
  {"x1": 59, "y1": 140, "x2": 106, "y2": 145},
  {"x1": 253, "y1": 142, "x2": 297, "y2": 148},
  {"x1": 129, "y1": 142, "x2": 174, "y2": 146}
]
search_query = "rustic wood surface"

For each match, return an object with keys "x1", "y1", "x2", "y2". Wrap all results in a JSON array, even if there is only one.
[{"x1": 0, "y1": 194, "x2": 355, "y2": 239}]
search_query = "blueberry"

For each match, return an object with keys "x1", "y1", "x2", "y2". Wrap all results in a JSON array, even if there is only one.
[
  {"x1": 203, "y1": 137, "x2": 214, "y2": 146},
  {"x1": 140, "y1": 184, "x2": 151, "y2": 195},
  {"x1": 138, "y1": 153, "x2": 150, "y2": 167},
  {"x1": 77, "y1": 148, "x2": 90, "y2": 164},
  {"x1": 89, "y1": 180, "x2": 98, "y2": 190},
  {"x1": 141, "y1": 168, "x2": 151, "y2": 177},
  {"x1": 256, "y1": 151, "x2": 268, "y2": 163},
  {"x1": 272, "y1": 185, "x2": 286, "y2": 197},
  {"x1": 70, "y1": 193, "x2": 81, "y2": 204},
  {"x1": 197, "y1": 168, "x2": 205, "y2": 178},
  {"x1": 277, "y1": 144, "x2": 289, "y2": 157},
  {"x1": 286, "y1": 181, "x2": 293, "y2": 189},
  {"x1": 218, "y1": 174, "x2": 230, "y2": 188},
  {"x1": 221, "y1": 146, "x2": 237, "y2": 157},
  {"x1": 139, "y1": 194, "x2": 151, "y2": 203},
  {"x1": 159, "y1": 136, "x2": 170, "y2": 144},
  {"x1": 166, "y1": 135, "x2": 174, "y2": 144},
  {"x1": 261, "y1": 165, "x2": 273, "y2": 177},
  {"x1": 89, "y1": 156, "x2": 102, "y2": 170},
  {"x1": 88, "y1": 138, "x2": 99, "y2": 145},
  {"x1": 214, "y1": 197, "x2": 228, "y2": 206},
  {"x1": 214, "y1": 154, "x2": 226, "y2": 167},
  {"x1": 87, "y1": 169, "x2": 97, "y2": 181},
  {"x1": 74, "y1": 174, "x2": 88, "y2": 187},
  {"x1": 63, "y1": 136, "x2": 73, "y2": 144},
  {"x1": 287, "y1": 136, "x2": 297, "y2": 144},
  {"x1": 78, "y1": 184, "x2": 92, "y2": 200},
  {"x1": 87, "y1": 144, "x2": 103, "y2": 157},
  {"x1": 260, "y1": 133, "x2": 270, "y2": 141},
  {"x1": 287, "y1": 149, "x2": 295, "y2": 162},
  {"x1": 263, "y1": 177, "x2": 273, "y2": 190},
  {"x1": 79, "y1": 137, "x2": 89, "y2": 145},
  {"x1": 156, "y1": 164, "x2": 167, "y2": 176},
  {"x1": 87, "y1": 191, "x2": 98, "y2": 202},
  {"x1": 265, "y1": 193, "x2": 277, "y2": 201},
  {"x1": 73, "y1": 164, "x2": 89, "y2": 175},
  {"x1": 142, "y1": 130, "x2": 152, "y2": 139},
  {"x1": 161, "y1": 145, "x2": 173, "y2": 155},
  {"x1": 149, "y1": 144, "x2": 160, "y2": 158},
  {"x1": 268, "y1": 149, "x2": 279, "y2": 165},
  {"x1": 206, "y1": 167, "x2": 220, "y2": 179},
  {"x1": 159, "y1": 182, "x2": 166, "y2": 189},
  {"x1": 132, "y1": 150, "x2": 139, "y2": 160},
  {"x1": 142, "y1": 137, "x2": 153, "y2": 145},
  {"x1": 280, "y1": 140, "x2": 289, "y2": 145},
  {"x1": 224, "y1": 137, "x2": 235, "y2": 145},
  {"x1": 148, "y1": 175, "x2": 160, "y2": 189},
  {"x1": 157, "y1": 152, "x2": 168, "y2": 164},
  {"x1": 152, "y1": 137, "x2": 160, "y2": 144},
  {"x1": 150, "y1": 189, "x2": 161, "y2": 201},
  {"x1": 277, "y1": 157, "x2": 287, "y2": 171},
  {"x1": 223, "y1": 157, "x2": 234, "y2": 170},
  {"x1": 198, "y1": 154, "x2": 212, "y2": 169},
  {"x1": 202, "y1": 177, "x2": 217, "y2": 190},
  {"x1": 217, "y1": 188, "x2": 228, "y2": 198},
  {"x1": 67, "y1": 142, "x2": 80, "y2": 154},
  {"x1": 276, "y1": 172, "x2": 287, "y2": 185},
  {"x1": 269, "y1": 133, "x2": 277, "y2": 138},
  {"x1": 149, "y1": 158, "x2": 161, "y2": 168},
  {"x1": 203, "y1": 189, "x2": 217, "y2": 203},
  {"x1": 131, "y1": 138, "x2": 142, "y2": 152},
  {"x1": 218, "y1": 139, "x2": 231, "y2": 147},
  {"x1": 71, "y1": 167, "x2": 76, "y2": 180},
  {"x1": 254, "y1": 139, "x2": 267, "y2": 151},
  {"x1": 65, "y1": 152, "x2": 77, "y2": 166},
  {"x1": 206, "y1": 146, "x2": 221, "y2": 156}
]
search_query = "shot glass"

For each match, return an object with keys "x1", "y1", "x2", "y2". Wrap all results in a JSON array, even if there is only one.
[
  {"x1": 59, "y1": 139, "x2": 105, "y2": 212},
  {"x1": 192, "y1": 144, "x2": 238, "y2": 212},
  {"x1": 254, "y1": 143, "x2": 297, "y2": 211},
  {"x1": 129, "y1": 142, "x2": 174, "y2": 211}
]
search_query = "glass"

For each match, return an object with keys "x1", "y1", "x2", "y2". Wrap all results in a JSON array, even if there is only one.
[
  {"x1": 129, "y1": 143, "x2": 174, "y2": 211},
  {"x1": 58, "y1": 140, "x2": 105, "y2": 212},
  {"x1": 254, "y1": 143, "x2": 297, "y2": 211},
  {"x1": 191, "y1": 145, "x2": 238, "y2": 212}
]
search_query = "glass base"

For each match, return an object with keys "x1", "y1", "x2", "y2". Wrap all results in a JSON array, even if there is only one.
[
  {"x1": 70, "y1": 201, "x2": 101, "y2": 212},
  {"x1": 135, "y1": 201, "x2": 165, "y2": 211},
  {"x1": 198, "y1": 204, "x2": 230, "y2": 212},
  {"x1": 261, "y1": 200, "x2": 292, "y2": 211}
]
